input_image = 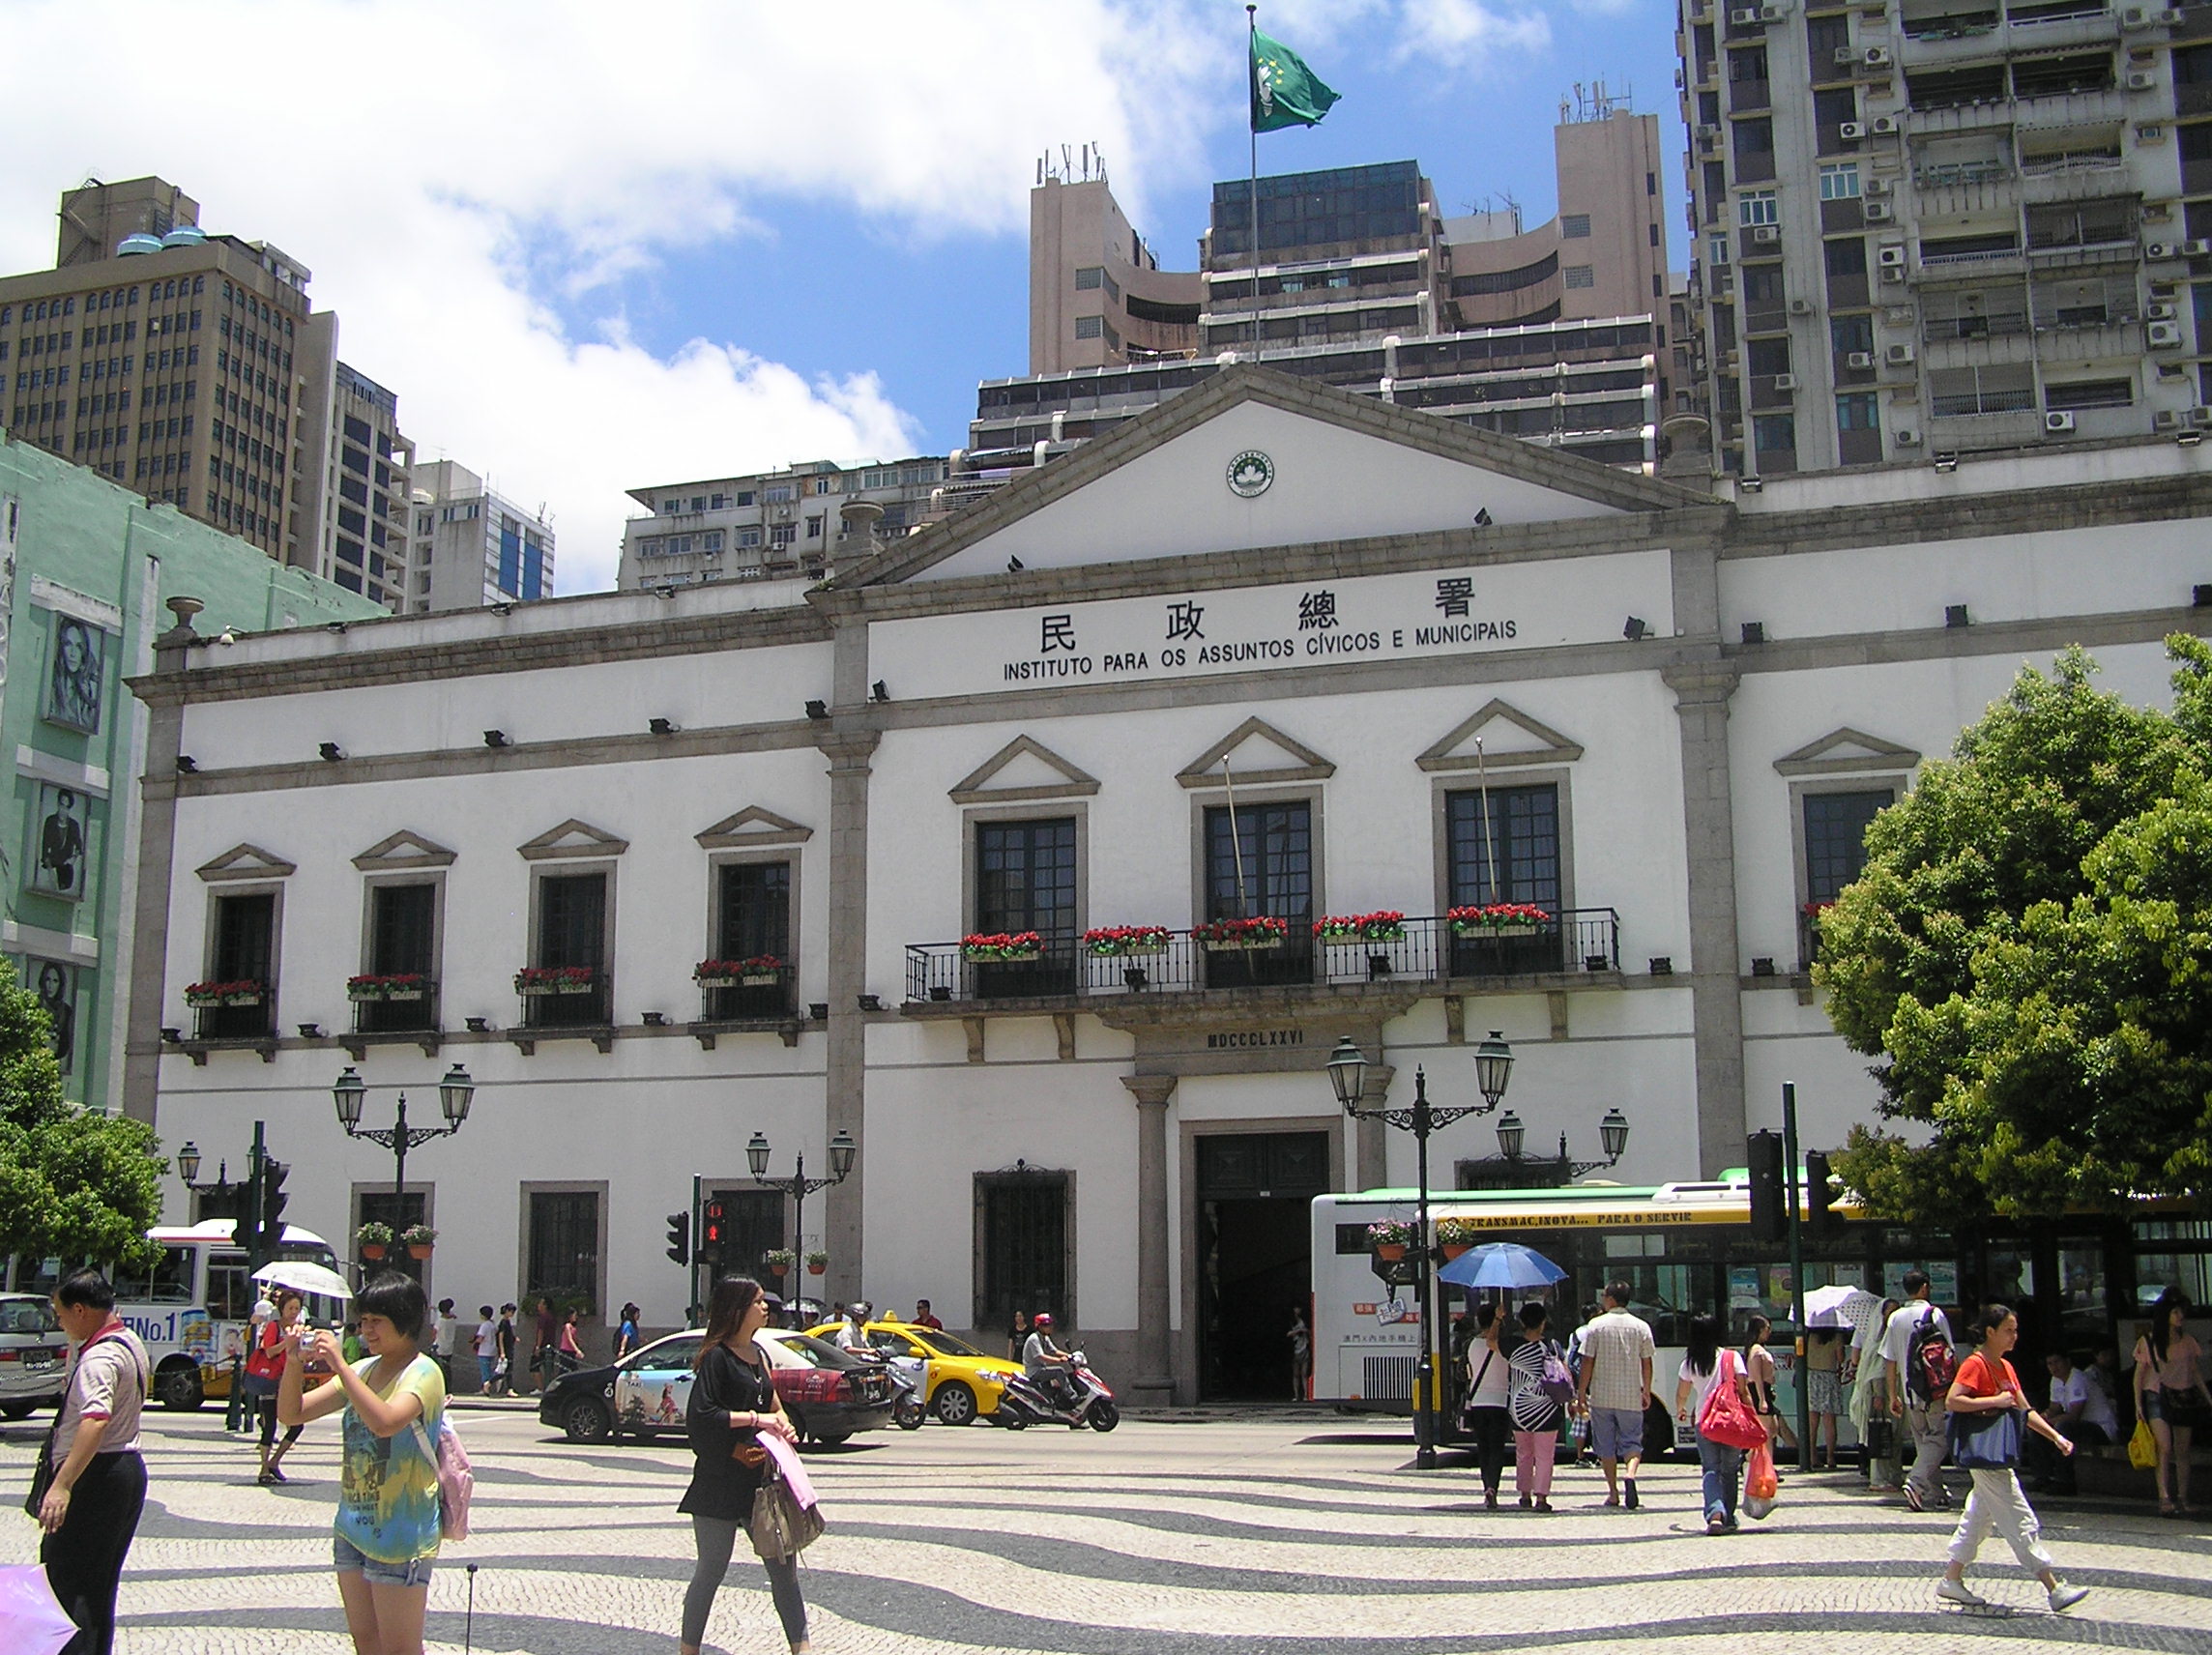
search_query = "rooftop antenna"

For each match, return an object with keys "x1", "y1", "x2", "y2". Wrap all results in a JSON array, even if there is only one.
[{"x1": 1062, "y1": 143, "x2": 1073, "y2": 180}]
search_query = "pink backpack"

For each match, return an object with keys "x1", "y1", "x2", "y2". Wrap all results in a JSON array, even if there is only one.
[{"x1": 410, "y1": 1412, "x2": 474, "y2": 1542}]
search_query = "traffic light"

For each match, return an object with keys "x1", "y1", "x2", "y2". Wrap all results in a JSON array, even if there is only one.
[
  {"x1": 258, "y1": 1160, "x2": 289, "y2": 1255},
  {"x1": 1747, "y1": 1129, "x2": 1787, "y2": 1243},
  {"x1": 1804, "y1": 1148, "x2": 1835, "y2": 1236},
  {"x1": 665, "y1": 1212, "x2": 690, "y2": 1266},
  {"x1": 698, "y1": 1200, "x2": 727, "y2": 1273}
]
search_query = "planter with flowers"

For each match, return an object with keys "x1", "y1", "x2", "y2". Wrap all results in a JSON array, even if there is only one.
[
  {"x1": 804, "y1": 1250, "x2": 829, "y2": 1277},
  {"x1": 186, "y1": 979, "x2": 263, "y2": 1008},
  {"x1": 515, "y1": 966, "x2": 596, "y2": 997},
  {"x1": 401, "y1": 1224, "x2": 437, "y2": 1261},
  {"x1": 1447, "y1": 903, "x2": 1553, "y2": 939},
  {"x1": 356, "y1": 1221, "x2": 394, "y2": 1262},
  {"x1": 1082, "y1": 925, "x2": 1172, "y2": 959},
  {"x1": 347, "y1": 973, "x2": 429, "y2": 1002},
  {"x1": 1435, "y1": 1216, "x2": 1481, "y2": 1261},
  {"x1": 1315, "y1": 910, "x2": 1406, "y2": 944},
  {"x1": 765, "y1": 1248, "x2": 796, "y2": 1278},
  {"x1": 961, "y1": 931, "x2": 1041, "y2": 964},
  {"x1": 1192, "y1": 915, "x2": 1288, "y2": 952},
  {"x1": 695, "y1": 955, "x2": 785, "y2": 989},
  {"x1": 1367, "y1": 1218, "x2": 1417, "y2": 1263}
]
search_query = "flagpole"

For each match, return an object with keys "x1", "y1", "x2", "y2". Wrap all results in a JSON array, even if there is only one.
[{"x1": 1247, "y1": 4, "x2": 1261, "y2": 363}]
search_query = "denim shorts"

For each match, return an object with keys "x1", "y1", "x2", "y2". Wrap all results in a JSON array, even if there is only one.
[{"x1": 334, "y1": 1530, "x2": 434, "y2": 1587}]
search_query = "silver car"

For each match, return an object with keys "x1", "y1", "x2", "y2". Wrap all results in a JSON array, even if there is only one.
[{"x1": 0, "y1": 1293, "x2": 71, "y2": 1417}]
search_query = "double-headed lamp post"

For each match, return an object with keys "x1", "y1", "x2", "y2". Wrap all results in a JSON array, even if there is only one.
[
  {"x1": 332, "y1": 1063, "x2": 476, "y2": 1205},
  {"x1": 746, "y1": 1129, "x2": 857, "y2": 1277},
  {"x1": 1325, "y1": 1031, "x2": 1628, "y2": 1470}
]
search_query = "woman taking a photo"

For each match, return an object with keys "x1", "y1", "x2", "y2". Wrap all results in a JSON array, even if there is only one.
[
  {"x1": 681, "y1": 1276, "x2": 808, "y2": 1655},
  {"x1": 2134, "y1": 1287, "x2": 2209, "y2": 1517},
  {"x1": 276, "y1": 1270, "x2": 446, "y2": 1655}
]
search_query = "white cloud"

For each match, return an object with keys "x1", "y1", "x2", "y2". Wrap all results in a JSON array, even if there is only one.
[
  {"x1": 0, "y1": 0, "x2": 1227, "y2": 593},
  {"x1": 1393, "y1": 0, "x2": 1554, "y2": 64}
]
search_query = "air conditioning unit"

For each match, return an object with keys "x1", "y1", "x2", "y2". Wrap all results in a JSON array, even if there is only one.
[
  {"x1": 1866, "y1": 176, "x2": 1893, "y2": 194},
  {"x1": 1761, "y1": 2, "x2": 1788, "y2": 18},
  {"x1": 2148, "y1": 241, "x2": 2180, "y2": 259},
  {"x1": 1834, "y1": 45, "x2": 1859, "y2": 65},
  {"x1": 1882, "y1": 265, "x2": 1906, "y2": 282},
  {"x1": 2184, "y1": 240, "x2": 2211, "y2": 256},
  {"x1": 1773, "y1": 373, "x2": 1799, "y2": 391},
  {"x1": 2149, "y1": 320, "x2": 2185, "y2": 347},
  {"x1": 2189, "y1": 405, "x2": 2212, "y2": 427},
  {"x1": 1840, "y1": 121, "x2": 1866, "y2": 140},
  {"x1": 1847, "y1": 350, "x2": 1876, "y2": 369},
  {"x1": 2045, "y1": 410, "x2": 2078, "y2": 433},
  {"x1": 2149, "y1": 301, "x2": 2178, "y2": 320},
  {"x1": 1872, "y1": 115, "x2": 1901, "y2": 134},
  {"x1": 1698, "y1": 125, "x2": 1723, "y2": 149},
  {"x1": 1753, "y1": 224, "x2": 1782, "y2": 244},
  {"x1": 1731, "y1": 6, "x2": 1762, "y2": 22},
  {"x1": 1790, "y1": 297, "x2": 1815, "y2": 314},
  {"x1": 2156, "y1": 408, "x2": 2186, "y2": 430},
  {"x1": 1885, "y1": 341, "x2": 1916, "y2": 364},
  {"x1": 1877, "y1": 245, "x2": 1907, "y2": 267},
  {"x1": 1863, "y1": 45, "x2": 1892, "y2": 66},
  {"x1": 1894, "y1": 426, "x2": 1921, "y2": 446},
  {"x1": 2122, "y1": 3, "x2": 2169, "y2": 25},
  {"x1": 2128, "y1": 71, "x2": 2158, "y2": 91},
  {"x1": 1866, "y1": 201, "x2": 1895, "y2": 221}
]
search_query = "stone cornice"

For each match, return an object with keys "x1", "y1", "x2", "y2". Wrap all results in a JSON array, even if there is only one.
[{"x1": 1719, "y1": 472, "x2": 2212, "y2": 561}]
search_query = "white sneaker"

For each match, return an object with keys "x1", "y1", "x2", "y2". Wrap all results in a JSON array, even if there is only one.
[
  {"x1": 2048, "y1": 1583, "x2": 2089, "y2": 1613},
  {"x1": 1936, "y1": 1579, "x2": 1987, "y2": 1607}
]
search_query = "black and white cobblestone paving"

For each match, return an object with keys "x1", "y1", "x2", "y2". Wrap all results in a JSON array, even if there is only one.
[{"x1": 5, "y1": 1409, "x2": 2208, "y2": 1654}]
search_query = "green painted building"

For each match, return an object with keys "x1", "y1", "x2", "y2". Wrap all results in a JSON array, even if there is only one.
[{"x1": 0, "y1": 432, "x2": 382, "y2": 1111}]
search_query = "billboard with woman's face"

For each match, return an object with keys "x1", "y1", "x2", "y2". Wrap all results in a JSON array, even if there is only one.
[{"x1": 44, "y1": 615, "x2": 104, "y2": 734}]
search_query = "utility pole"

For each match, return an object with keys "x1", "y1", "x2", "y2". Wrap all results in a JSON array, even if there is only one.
[{"x1": 1782, "y1": 1081, "x2": 1810, "y2": 1466}]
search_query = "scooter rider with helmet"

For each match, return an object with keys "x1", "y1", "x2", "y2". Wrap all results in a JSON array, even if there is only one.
[
  {"x1": 1022, "y1": 1312, "x2": 1077, "y2": 1408},
  {"x1": 835, "y1": 1301, "x2": 874, "y2": 1354}
]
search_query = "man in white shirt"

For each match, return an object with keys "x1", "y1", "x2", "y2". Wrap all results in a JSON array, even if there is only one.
[
  {"x1": 473, "y1": 1305, "x2": 498, "y2": 1394},
  {"x1": 1573, "y1": 1281, "x2": 1658, "y2": 1509},
  {"x1": 1879, "y1": 1270, "x2": 1955, "y2": 1512},
  {"x1": 2030, "y1": 1350, "x2": 2115, "y2": 1494}
]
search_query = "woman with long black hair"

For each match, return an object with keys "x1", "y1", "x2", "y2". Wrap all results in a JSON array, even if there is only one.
[
  {"x1": 2134, "y1": 1286, "x2": 2210, "y2": 1517},
  {"x1": 680, "y1": 1275, "x2": 808, "y2": 1654}
]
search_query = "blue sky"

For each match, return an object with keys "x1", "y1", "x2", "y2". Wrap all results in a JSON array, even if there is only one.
[{"x1": 0, "y1": 2, "x2": 1691, "y2": 589}]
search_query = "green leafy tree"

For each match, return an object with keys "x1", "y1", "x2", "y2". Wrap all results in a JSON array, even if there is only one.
[
  {"x1": 0, "y1": 962, "x2": 162, "y2": 1272},
  {"x1": 1819, "y1": 640, "x2": 2212, "y2": 1221}
]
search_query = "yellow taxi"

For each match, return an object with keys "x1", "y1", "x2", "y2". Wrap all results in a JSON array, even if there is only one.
[{"x1": 804, "y1": 1318, "x2": 1026, "y2": 1424}]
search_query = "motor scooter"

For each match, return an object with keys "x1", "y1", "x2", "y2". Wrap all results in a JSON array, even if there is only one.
[
  {"x1": 884, "y1": 1353, "x2": 928, "y2": 1430},
  {"x1": 997, "y1": 1350, "x2": 1119, "y2": 1431}
]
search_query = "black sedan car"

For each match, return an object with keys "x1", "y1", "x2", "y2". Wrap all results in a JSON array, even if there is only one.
[{"x1": 539, "y1": 1328, "x2": 893, "y2": 1445}]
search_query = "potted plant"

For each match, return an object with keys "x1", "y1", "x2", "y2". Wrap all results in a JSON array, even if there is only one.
[
  {"x1": 515, "y1": 965, "x2": 596, "y2": 996},
  {"x1": 401, "y1": 1224, "x2": 437, "y2": 1260},
  {"x1": 1192, "y1": 915, "x2": 1288, "y2": 951},
  {"x1": 185, "y1": 978, "x2": 262, "y2": 1008},
  {"x1": 765, "y1": 1248, "x2": 796, "y2": 1278},
  {"x1": 347, "y1": 973, "x2": 428, "y2": 1002},
  {"x1": 1435, "y1": 1216, "x2": 1480, "y2": 1261},
  {"x1": 804, "y1": 1249, "x2": 829, "y2": 1276},
  {"x1": 1082, "y1": 925, "x2": 1172, "y2": 959},
  {"x1": 961, "y1": 930, "x2": 1041, "y2": 964},
  {"x1": 356, "y1": 1221, "x2": 394, "y2": 1261},
  {"x1": 738, "y1": 954, "x2": 785, "y2": 987},
  {"x1": 1446, "y1": 903, "x2": 1554, "y2": 939},
  {"x1": 693, "y1": 959, "x2": 742, "y2": 989},
  {"x1": 1367, "y1": 1219, "x2": 1416, "y2": 1262},
  {"x1": 1315, "y1": 910, "x2": 1406, "y2": 944}
]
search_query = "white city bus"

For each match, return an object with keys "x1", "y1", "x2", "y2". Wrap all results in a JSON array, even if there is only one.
[
  {"x1": 111, "y1": 1221, "x2": 345, "y2": 1410},
  {"x1": 1312, "y1": 1177, "x2": 1895, "y2": 1455}
]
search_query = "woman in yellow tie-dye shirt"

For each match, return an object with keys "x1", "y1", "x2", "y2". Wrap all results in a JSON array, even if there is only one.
[{"x1": 279, "y1": 1271, "x2": 447, "y2": 1655}]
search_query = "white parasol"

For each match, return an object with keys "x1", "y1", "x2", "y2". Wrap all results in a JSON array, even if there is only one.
[
  {"x1": 1805, "y1": 1283, "x2": 1879, "y2": 1331},
  {"x1": 250, "y1": 1261, "x2": 353, "y2": 1302}
]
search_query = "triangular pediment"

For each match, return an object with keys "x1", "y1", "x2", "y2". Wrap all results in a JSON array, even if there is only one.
[
  {"x1": 351, "y1": 829, "x2": 458, "y2": 871},
  {"x1": 949, "y1": 736, "x2": 1101, "y2": 804},
  {"x1": 516, "y1": 819, "x2": 630, "y2": 861},
  {"x1": 1177, "y1": 716, "x2": 1334, "y2": 789},
  {"x1": 695, "y1": 806, "x2": 814, "y2": 850},
  {"x1": 1774, "y1": 727, "x2": 1922, "y2": 777},
  {"x1": 1416, "y1": 700, "x2": 1585, "y2": 773},
  {"x1": 196, "y1": 843, "x2": 297, "y2": 883},
  {"x1": 849, "y1": 364, "x2": 1704, "y2": 588}
]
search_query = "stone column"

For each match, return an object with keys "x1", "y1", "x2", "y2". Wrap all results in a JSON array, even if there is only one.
[
  {"x1": 1120, "y1": 1074, "x2": 1177, "y2": 1406},
  {"x1": 1664, "y1": 659, "x2": 1747, "y2": 1176},
  {"x1": 816, "y1": 615, "x2": 881, "y2": 1310},
  {"x1": 1355, "y1": 1064, "x2": 1396, "y2": 1190},
  {"x1": 120, "y1": 599, "x2": 201, "y2": 1124}
]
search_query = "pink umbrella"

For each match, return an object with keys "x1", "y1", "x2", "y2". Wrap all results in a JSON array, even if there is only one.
[{"x1": 0, "y1": 1564, "x2": 77, "y2": 1655}]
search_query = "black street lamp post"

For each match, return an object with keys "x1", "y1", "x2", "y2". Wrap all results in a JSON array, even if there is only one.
[
  {"x1": 1324, "y1": 1031, "x2": 1627, "y2": 1470},
  {"x1": 746, "y1": 1129, "x2": 857, "y2": 1286},
  {"x1": 332, "y1": 1063, "x2": 477, "y2": 1209}
]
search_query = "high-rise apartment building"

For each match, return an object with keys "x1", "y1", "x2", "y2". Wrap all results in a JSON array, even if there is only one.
[
  {"x1": 408, "y1": 460, "x2": 553, "y2": 609},
  {"x1": 616, "y1": 457, "x2": 950, "y2": 591},
  {"x1": 0, "y1": 177, "x2": 338, "y2": 567},
  {"x1": 981, "y1": 111, "x2": 1675, "y2": 473},
  {"x1": 320, "y1": 363, "x2": 417, "y2": 611},
  {"x1": 1674, "y1": 0, "x2": 2210, "y2": 477}
]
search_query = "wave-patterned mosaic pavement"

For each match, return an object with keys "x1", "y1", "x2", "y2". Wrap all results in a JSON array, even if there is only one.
[{"x1": 4, "y1": 1408, "x2": 2208, "y2": 1654}]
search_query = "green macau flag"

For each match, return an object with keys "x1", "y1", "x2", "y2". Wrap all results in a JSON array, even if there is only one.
[{"x1": 1249, "y1": 26, "x2": 1340, "y2": 131}]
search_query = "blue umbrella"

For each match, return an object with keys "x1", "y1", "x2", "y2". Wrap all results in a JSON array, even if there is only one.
[{"x1": 1436, "y1": 1241, "x2": 1568, "y2": 1291}]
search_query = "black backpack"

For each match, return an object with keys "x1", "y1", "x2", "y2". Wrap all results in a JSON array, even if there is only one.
[{"x1": 1906, "y1": 1306, "x2": 1957, "y2": 1405}]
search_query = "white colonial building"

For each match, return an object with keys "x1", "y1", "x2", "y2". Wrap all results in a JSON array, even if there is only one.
[{"x1": 126, "y1": 365, "x2": 2212, "y2": 1402}]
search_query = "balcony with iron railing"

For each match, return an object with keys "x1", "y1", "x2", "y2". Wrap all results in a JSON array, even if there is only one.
[
  {"x1": 348, "y1": 976, "x2": 439, "y2": 1035},
  {"x1": 515, "y1": 967, "x2": 611, "y2": 1031},
  {"x1": 902, "y1": 910, "x2": 1623, "y2": 1010}
]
